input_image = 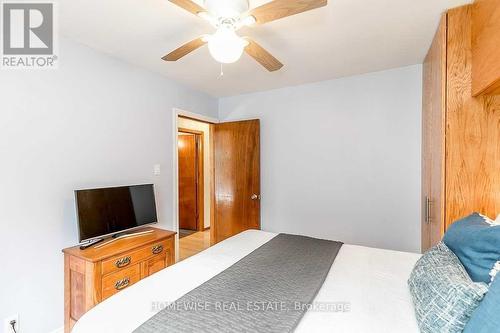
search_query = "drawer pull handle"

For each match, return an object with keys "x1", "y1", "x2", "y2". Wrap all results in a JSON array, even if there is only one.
[
  {"x1": 115, "y1": 277, "x2": 130, "y2": 290},
  {"x1": 115, "y1": 256, "x2": 131, "y2": 268},
  {"x1": 152, "y1": 245, "x2": 163, "y2": 255}
]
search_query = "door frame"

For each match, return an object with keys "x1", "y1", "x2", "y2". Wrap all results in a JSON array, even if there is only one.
[
  {"x1": 172, "y1": 108, "x2": 218, "y2": 262},
  {"x1": 178, "y1": 128, "x2": 205, "y2": 232}
]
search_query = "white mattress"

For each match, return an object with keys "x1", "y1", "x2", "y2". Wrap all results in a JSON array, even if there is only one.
[{"x1": 72, "y1": 230, "x2": 420, "y2": 333}]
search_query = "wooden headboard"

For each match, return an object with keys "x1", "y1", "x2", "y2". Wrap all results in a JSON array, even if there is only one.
[{"x1": 445, "y1": 4, "x2": 500, "y2": 228}]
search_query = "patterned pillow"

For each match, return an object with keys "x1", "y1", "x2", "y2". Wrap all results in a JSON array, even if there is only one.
[{"x1": 408, "y1": 242, "x2": 488, "y2": 333}]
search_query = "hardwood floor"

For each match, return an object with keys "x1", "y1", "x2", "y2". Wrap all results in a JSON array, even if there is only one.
[{"x1": 179, "y1": 229, "x2": 211, "y2": 261}]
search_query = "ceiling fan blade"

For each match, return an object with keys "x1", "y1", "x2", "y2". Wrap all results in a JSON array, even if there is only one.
[
  {"x1": 244, "y1": 39, "x2": 283, "y2": 72},
  {"x1": 168, "y1": 0, "x2": 206, "y2": 16},
  {"x1": 248, "y1": 0, "x2": 327, "y2": 25},
  {"x1": 162, "y1": 37, "x2": 207, "y2": 61}
]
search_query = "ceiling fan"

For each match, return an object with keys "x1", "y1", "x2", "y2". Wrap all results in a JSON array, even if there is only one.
[{"x1": 163, "y1": 0, "x2": 328, "y2": 71}]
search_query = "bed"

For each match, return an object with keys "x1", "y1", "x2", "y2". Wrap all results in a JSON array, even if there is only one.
[{"x1": 72, "y1": 230, "x2": 421, "y2": 333}]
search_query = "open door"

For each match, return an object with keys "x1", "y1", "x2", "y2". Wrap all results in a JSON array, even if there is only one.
[
  {"x1": 178, "y1": 134, "x2": 199, "y2": 231},
  {"x1": 213, "y1": 120, "x2": 260, "y2": 243}
]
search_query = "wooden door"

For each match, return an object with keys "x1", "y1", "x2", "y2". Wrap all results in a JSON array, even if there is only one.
[
  {"x1": 178, "y1": 134, "x2": 198, "y2": 230},
  {"x1": 421, "y1": 15, "x2": 447, "y2": 252},
  {"x1": 214, "y1": 120, "x2": 260, "y2": 243}
]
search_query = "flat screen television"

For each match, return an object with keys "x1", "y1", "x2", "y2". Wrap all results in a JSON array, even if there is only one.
[{"x1": 75, "y1": 184, "x2": 158, "y2": 242}]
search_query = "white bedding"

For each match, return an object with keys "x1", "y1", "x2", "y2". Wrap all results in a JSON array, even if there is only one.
[{"x1": 72, "y1": 230, "x2": 420, "y2": 333}]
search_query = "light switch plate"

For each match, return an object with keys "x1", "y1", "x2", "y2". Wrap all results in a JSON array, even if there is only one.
[{"x1": 153, "y1": 164, "x2": 161, "y2": 176}]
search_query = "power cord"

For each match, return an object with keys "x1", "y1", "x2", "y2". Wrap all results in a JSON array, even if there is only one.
[{"x1": 10, "y1": 320, "x2": 17, "y2": 333}]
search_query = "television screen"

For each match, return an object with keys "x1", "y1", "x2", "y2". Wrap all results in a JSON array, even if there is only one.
[{"x1": 75, "y1": 184, "x2": 158, "y2": 242}]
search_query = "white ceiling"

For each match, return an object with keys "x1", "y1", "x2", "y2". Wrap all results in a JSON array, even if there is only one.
[{"x1": 60, "y1": 0, "x2": 471, "y2": 97}]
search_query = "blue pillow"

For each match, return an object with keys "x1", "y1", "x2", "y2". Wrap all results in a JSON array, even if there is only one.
[
  {"x1": 464, "y1": 276, "x2": 500, "y2": 333},
  {"x1": 443, "y1": 213, "x2": 500, "y2": 283}
]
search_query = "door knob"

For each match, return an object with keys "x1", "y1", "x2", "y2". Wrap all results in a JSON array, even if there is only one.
[{"x1": 251, "y1": 194, "x2": 260, "y2": 200}]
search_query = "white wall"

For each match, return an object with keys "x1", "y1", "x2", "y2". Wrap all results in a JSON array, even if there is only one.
[
  {"x1": 0, "y1": 38, "x2": 217, "y2": 333},
  {"x1": 177, "y1": 118, "x2": 211, "y2": 229},
  {"x1": 219, "y1": 65, "x2": 422, "y2": 253}
]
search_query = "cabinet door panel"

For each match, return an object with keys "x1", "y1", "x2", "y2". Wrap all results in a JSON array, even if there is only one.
[
  {"x1": 422, "y1": 14, "x2": 447, "y2": 252},
  {"x1": 147, "y1": 255, "x2": 166, "y2": 276}
]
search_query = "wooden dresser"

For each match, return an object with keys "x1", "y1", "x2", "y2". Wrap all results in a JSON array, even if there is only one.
[{"x1": 62, "y1": 228, "x2": 176, "y2": 332}]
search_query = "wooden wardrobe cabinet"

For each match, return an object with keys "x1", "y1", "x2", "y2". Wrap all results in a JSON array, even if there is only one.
[
  {"x1": 62, "y1": 228, "x2": 176, "y2": 332},
  {"x1": 422, "y1": 4, "x2": 500, "y2": 252}
]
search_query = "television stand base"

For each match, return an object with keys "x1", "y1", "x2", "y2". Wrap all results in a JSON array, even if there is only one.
[
  {"x1": 93, "y1": 229, "x2": 155, "y2": 249},
  {"x1": 79, "y1": 238, "x2": 104, "y2": 250}
]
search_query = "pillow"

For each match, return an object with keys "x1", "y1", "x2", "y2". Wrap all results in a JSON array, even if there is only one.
[
  {"x1": 408, "y1": 242, "x2": 488, "y2": 333},
  {"x1": 443, "y1": 212, "x2": 500, "y2": 283},
  {"x1": 464, "y1": 274, "x2": 500, "y2": 333}
]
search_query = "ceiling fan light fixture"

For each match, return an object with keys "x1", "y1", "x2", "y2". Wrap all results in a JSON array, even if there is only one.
[
  {"x1": 207, "y1": 27, "x2": 249, "y2": 64},
  {"x1": 166, "y1": 0, "x2": 328, "y2": 71},
  {"x1": 241, "y1": 15, "x2": 256, "y2": 26},
  {"x1": 204, "y1": 0, "x2": 249, "y2": 19}
]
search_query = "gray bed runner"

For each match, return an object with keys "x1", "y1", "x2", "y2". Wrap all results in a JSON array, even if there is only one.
[{"x1": 135, "y1": 234, "x2": 343, "y2": 333}]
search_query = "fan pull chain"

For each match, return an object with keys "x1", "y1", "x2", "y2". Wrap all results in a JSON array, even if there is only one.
[{"x1": 219, "y1": 64, "x2": 224, "y2": 78}]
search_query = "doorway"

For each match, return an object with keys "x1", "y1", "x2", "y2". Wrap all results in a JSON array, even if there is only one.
[
  {"x1": 173, "y1": 109, "x2": 261, "y2": 262},
  {"x1": 177, "y1": 117, "x2": 212, "y2": 261}
]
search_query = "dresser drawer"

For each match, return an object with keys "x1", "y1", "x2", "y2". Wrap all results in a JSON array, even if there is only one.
[
  {"x1": 102, "y1": 264, "x2": 141, "y2": 300},
  {"x1": 101, "y1": 239, "x2": 172, "y2": 275},
  {"x1": 147, "y1": 254, "x2": 167, "y2": 276}
]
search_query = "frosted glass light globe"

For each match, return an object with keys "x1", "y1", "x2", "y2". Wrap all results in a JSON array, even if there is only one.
[{"x1": 208, "y1": 27, "x2": 248, "y2": 64}]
